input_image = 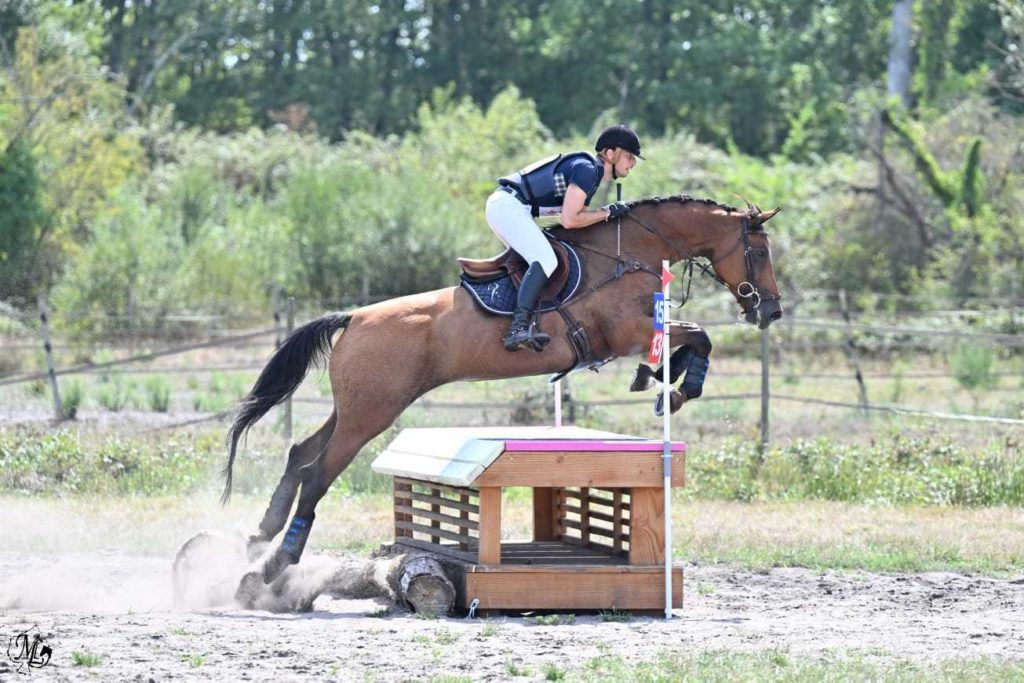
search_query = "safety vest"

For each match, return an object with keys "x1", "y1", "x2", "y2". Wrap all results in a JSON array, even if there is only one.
[{"x1": 498, "y1": 152, "x2": 603, "y2": 218}]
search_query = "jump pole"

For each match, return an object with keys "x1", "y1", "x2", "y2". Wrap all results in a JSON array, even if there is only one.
[{"x1": 660, "y1": 259, "x2": 674, "y2": 619}]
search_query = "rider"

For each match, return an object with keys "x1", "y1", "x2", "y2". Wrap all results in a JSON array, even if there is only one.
[{"x1": 487, "y1": 124, "x2": 644, "y2": 352}]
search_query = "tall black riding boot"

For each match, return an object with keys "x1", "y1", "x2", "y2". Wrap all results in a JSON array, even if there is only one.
[{"x1": 503, "y1": 261, "x2": 552, "y2": 352}]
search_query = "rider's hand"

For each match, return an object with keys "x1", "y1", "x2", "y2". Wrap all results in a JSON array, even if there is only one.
[{"x1": 604, "y1": 201, "x2": 631, "y2": 220}]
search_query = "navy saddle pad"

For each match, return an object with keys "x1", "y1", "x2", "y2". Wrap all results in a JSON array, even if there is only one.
[{"x1": 459, "y1": 240, "x2": 584, "y2": 316}]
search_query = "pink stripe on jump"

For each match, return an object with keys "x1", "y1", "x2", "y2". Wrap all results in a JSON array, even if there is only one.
[{"x1": 502, "y1": 439, "x2": 686, "y2": 452}]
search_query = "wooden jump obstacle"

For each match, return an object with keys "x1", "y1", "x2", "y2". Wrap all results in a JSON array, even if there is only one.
[{"x1": 371, "y1": 426, "x2": 686, "y2": 614}]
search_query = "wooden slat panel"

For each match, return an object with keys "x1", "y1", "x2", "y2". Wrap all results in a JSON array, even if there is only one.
[
  {"x1": 394, "y1": 537, "x2": 478, "y2": 563},
  {"x1": 475, "y1": 452, "x2": 685, "y2": 487},
  {"x1": 464, "y1": 567, "x2": 683, "y2": 610},
  {"x1": 613, "y1": 489, "x2": 624, "y2": 554},
  {"x1": 396, "y1": 521, "x2": 474, "y2": 545},
  {"x1": 579, "y1": 486, "x2": 590, "y2": 547},
  {"x1": 460, "y1": 493, "x2": 471, "y2": 550},
  {"x1": 478, "y1": 486, "x2": 501, "y2": 564},
  {"x1": 556, "y1": 504, "x2": 630, "y2": 526},
  {"x1": 395, "y1": 489, "x2": 479, "y2": 514},
  {"x1": 396, "y1": 476, "x2": 478, "y2": 499},
  {"x1": 395, "y1": 504, "x2": 479, "y2": 531},
  {"x1": 394, "y1": 480, "x2": 413, "y2": 538},
  {"x1": 561, "y1": 518, "x2": 624, "y2": 542},
  {"x1": 430, "y1": 487, "x2": 442, "y2": 544},
  {"x1": 628, "y1": 487, "x2": 665, "y2": 565}
]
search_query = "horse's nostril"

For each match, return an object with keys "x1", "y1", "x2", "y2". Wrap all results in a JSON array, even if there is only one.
[{"x1": 770, "y1": 310, "x2": 782, "y2": 321}]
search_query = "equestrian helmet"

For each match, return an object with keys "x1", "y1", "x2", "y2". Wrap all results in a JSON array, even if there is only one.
[{"x1": 595, "y1": 124, "x2": 645, "y2": 159}]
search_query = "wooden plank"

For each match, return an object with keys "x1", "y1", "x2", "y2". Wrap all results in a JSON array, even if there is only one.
[
  {"x1": 460, "y1": 493, "x2": 470, "y2": 551},
  {"x1": 554, "y1": 488, "x2": 566, "y2": 538},
  {"x1": 394, "y1": 480, "x2": 413, "y2": 538},
  {"x1": 627, "y1": 487, "x2": 665, "y2": 565},
  {"x1": 556, "y1": 504, "x2": 630, "y2": 526},
  {"x1": 430, "y1": 487, "x2": 442, "y2": 544},
  {"x1": 394, "y1": 537, "x2": 478, "y2": 564},
  {"x1": 613, "y1": 489, "x2": 624, "y2": 554},
  {"x1": 396, "y1": 521, "x2": 474, "y2": 545},
  {"x1": 395, "y1": 504, "x2": 479, "y2": 531},
  {"x1": 533, "y1": 487, "x2": 555, "y2": 541},
  {"x1": 478, "y1": 487, "x2": 502, "y2": 565},
  {"x1": 464, "y1": 567, "x2": 683, "y2": 610},
  {"x1": 396, "y1": 477, "x2": 478, "y2": 499},
  {"x1": 475, "y1": 452, "x2": 685, "y2": 488},
  {"x1": 561, "y1": 519, "x2": 621, "y2": 541},
  {"x1": 395, "y1": 489, "x2": 479, "y2": 514},
  {"x1": 580, "y1": 487, "x2": 590, "y2": 548}
]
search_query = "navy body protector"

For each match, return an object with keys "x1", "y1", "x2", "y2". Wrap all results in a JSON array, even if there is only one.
[{"x1": 499, "y1": 151, "x2": 601, "y2": 218}]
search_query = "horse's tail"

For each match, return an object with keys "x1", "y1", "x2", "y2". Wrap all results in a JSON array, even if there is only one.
[{"x1": 221, "y1": 312, "x2": 352, "y2": 504}]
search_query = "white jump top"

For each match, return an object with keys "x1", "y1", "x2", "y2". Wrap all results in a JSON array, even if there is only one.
[{"x1": 371, "y1": 426, "x2": 685, "y2": 487}]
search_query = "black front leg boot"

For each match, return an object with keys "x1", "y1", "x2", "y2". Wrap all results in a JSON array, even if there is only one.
[
  {"x1": 262, "y1": 514, "x2": 314, "y2": 584},
  {"x1": 503, "y1": 261, "x2": 552, "y2": 352},
  {"x1": 630, "y1": 363, "x2": 657, "y2": 392}
]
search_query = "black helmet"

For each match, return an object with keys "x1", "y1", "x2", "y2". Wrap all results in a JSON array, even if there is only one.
[{"x1": 595, "y1": 124, "x2": 645, "y2": 159}]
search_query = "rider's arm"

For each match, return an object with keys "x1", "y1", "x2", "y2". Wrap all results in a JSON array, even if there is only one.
[{"x1": 561, "y1": 184, "x2": 610, "y2": 229}]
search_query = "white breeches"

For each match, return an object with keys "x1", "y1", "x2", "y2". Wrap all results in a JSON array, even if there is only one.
[{"x1": 485, "y1": 190, "x2": 558, "y2": 277}]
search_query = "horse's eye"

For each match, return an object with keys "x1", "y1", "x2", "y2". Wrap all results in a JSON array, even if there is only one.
[{"x1": 753, "y1": 248, "x2": 768, "y2": 258}]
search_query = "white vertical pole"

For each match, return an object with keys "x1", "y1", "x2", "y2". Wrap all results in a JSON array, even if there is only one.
[
  {"x1": 661, "y1": 259, "x2": 672, "y2": 620},
  {"x1": 553, "y1": 379, "x2": 562, "y2": 427}
]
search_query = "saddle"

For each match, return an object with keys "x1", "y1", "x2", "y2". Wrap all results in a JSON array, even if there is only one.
[{"x1": 457, "y1": 237, "x2": 572, "y2": 300}]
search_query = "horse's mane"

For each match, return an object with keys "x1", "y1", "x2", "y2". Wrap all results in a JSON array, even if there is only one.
[{"x1": 626, "y1": 194, "x2": 742, "y2": 213}]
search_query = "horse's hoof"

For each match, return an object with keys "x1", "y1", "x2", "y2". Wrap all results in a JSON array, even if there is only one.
[
  {"x1": 654, "y1": 390, "x2": 686, "y2": 417},
  {"x1": 246, "y1": 535, "x2": 269, "y2": 563},
  {"x1": 234, "y1": 570, "x2": 264, "y2": 609},
  {"x1": 630, "y1": 364, "x2": 657, "y2": 392},
  {"x1": 262, "y1": 547, "x2": 299, "y2": 584}
]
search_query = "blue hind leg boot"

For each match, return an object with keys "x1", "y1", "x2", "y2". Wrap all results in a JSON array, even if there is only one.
[
  {"x1": 680, "y1": 353, "x2": 710, "y2": 400},
  {"x1": 262, "y1": 515, "x2": 314, "y2": 584}
]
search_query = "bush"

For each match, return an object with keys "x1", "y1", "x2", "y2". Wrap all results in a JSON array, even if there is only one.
[
  {"x1": 96, "y1": 377, "x2": 128, "y2": 412},
  {"x1": 144, "y1": 376, "x2": 171, "y2": 412},
  {"x1": 62, "y1": 380, "x2": 84, "y2": 419}
]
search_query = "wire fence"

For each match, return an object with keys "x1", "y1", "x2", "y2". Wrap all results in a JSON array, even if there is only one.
[{"x1": 1, "y1": 292, "x2": 1022, "y2": 437}]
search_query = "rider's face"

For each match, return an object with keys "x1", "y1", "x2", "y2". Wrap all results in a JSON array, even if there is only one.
[{"x1": 610, "y1": 149, "x2": 637, "y2": 177}]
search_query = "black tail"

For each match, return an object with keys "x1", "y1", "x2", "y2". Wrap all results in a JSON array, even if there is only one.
[{"x1": 221, "y1": 312, "x2": 352, "y2": 503}]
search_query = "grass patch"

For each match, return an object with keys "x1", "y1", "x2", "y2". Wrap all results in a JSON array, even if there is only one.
[
  {"x1": 504, "y1": 659, "x2": 532, "y2": 677},
  {"x1": 184, "y1": 653, "x2": 207, "y2": 668},
  {"x1": 576, "y1": 649, "x2": 1024, "y2": 682},
  {"x1": 71, "y1": 651, "x2": 102, "y2": 667},
  {"x1": 532, "y1": 614, "x2": 576, "y2": 626},
  {"x1": 598, "y1": 609, "x2": 632, "y2": 622},
  {"x1": 144, "y1": 376, "x2": 172, "y2": 412}
]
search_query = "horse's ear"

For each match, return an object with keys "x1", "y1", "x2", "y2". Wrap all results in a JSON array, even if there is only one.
[{"x1": 753, "y1": 207, "x2": 781, "y2": 227}]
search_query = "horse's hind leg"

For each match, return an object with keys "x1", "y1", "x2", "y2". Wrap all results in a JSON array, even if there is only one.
[
  {"x1": 259, "y1": 396, "x2": 411, "y2": 585},
  {"x1": 247, "y1": 411, "x2": 337, "y2": 559}
]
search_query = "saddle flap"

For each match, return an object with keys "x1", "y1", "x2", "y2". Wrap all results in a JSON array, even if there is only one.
[{"x1": 457, "y1": 237, "x2": 570, "y2": 299}]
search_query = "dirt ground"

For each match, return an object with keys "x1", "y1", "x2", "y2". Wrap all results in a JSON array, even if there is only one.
[{"x1": 2, "y1": 549, "x2": 1023, "y2": 681}]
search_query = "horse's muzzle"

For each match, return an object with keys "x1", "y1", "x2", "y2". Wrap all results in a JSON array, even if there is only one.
[{"x1": 745, "y1": 299, "x2": 784, "y2": 329}]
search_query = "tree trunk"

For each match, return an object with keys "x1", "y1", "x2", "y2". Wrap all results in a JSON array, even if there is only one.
[{"x1": 887, "y1": 0, "x2": 914, "y2": 109}]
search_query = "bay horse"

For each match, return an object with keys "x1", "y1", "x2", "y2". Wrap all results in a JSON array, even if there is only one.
[{"x1": 225, "y1": 195, "x2": 782, "y2": 594}]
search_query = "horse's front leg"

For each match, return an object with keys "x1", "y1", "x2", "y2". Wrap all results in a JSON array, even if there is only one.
[{"x1": 629, "y1": 322, "x2": 713, "y2": 414}]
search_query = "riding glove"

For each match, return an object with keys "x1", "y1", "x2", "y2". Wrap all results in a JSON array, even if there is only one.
[{"x1": 604, "y1": 201, "x2": 631, "y2": 219}]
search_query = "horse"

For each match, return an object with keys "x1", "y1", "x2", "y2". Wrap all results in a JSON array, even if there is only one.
[{"x1": 224, "y1": 194, "x2": 782, "y2": 594}]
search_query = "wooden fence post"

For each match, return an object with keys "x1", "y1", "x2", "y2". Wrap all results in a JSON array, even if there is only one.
[
  {"x1": 283, "y1": 296, "x2": 295, "y2": 442},
  {"x1": 760, "y1": 327, "x2": 770, "y2": 451},
  {"x1": 839, "y1": 289, "x2": 869, "y2": 411},
  {"x1": 271, "y1": 287, "x2": 283, "y2": 349},
  {"x1": 37, "y1": 293, "x2": 64, "y2": 421}
]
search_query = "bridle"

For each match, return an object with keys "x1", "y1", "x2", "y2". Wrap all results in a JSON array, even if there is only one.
[{"x1": 622, "y1": 211, "x2": 781, "y2": 314}]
